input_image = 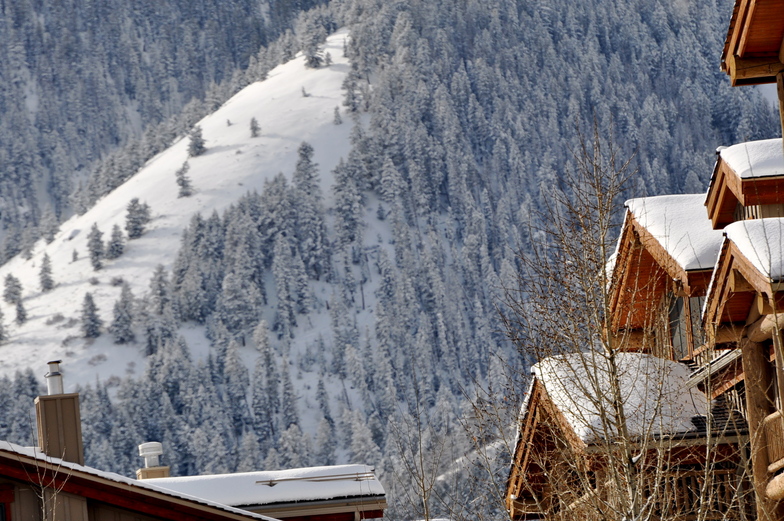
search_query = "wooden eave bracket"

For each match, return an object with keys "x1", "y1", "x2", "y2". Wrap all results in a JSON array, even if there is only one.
[{"x1": 726, "y1": 54, "x2": 784, "y2": 86}]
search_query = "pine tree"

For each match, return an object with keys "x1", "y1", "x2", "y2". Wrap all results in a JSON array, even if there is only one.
[
  {"x1": 250, "y1": 117, "x2": 260, "y2": 138},
  {"x1": 105, "y1": 224, "x2": 125, "y2": 260},
  {"x1": 87, "y1": 223, "x2": 104, "y2": 270},
  {"x1": 176, "y1": 161, "x2": 193, "y2": 198},
  {"x1": 148, "y1": 265, "x2": 172, "y2": 315},
  {"x1": 125, "y1": 198, "x2": 151, "y2": 239},
  {"x1": 110, "y1": 283, "x2": 135, "y2": 344},
  {"x1": 14, "y1": 300, "x2": 26, "y2": 325},
  {"x1": 313, "y1": 417, "x2": 335, "y2": 465},
  {"x1": 333, "y1": 106, "x2": 342, "y2": 125},
  {"x1": 81, "y1": 292, "x2": 102, "y2": 338},
  {"x1": 279, "y1": 359, "x2": 298, "y2": 430},
  {"x1": 3, "y1": 274, "x2": 21, "y2": 304},
  {"x1": 39, "y1": 253, "x2": 54, "y2": 292},
  {"x1": 188, "y1": 125, "x2": 206, "y2": 157}
]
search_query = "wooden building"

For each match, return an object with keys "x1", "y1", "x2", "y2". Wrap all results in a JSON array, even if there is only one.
[
  {"x1": 0, "y1": 361, "x2": 387, "y2": 521},
  {"x1": 0, "y1": 363, "x2": 275, "y2": 521},
  {"x1": 508, "y1": 2, "x2": 784, "y2": 518}
]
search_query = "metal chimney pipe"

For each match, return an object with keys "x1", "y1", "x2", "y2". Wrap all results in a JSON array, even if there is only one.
[{"x1": 45, "y1": 360, "x2": 64, "y2": 395}]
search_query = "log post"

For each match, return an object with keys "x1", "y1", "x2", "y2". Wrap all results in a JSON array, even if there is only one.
[{"x1": 741, "y1": 339, "x2": 784, "y2": 520}]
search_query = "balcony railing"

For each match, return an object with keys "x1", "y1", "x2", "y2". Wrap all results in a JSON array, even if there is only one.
[{"x1": 764, "y1": 410, "x2": 784, "y2": 474}]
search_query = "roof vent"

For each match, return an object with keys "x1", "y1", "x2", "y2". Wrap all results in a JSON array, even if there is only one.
[
  {"x1": 139, "y1": 442, "x2": 163, "y2": 468},
  {"x1": 45, "y1": 360, "x2": 64, "y2": 395}
]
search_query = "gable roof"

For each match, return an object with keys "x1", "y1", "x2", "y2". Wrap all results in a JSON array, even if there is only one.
[
  {"x1": 0, "y1": 441, "x2": 276, "y2": 521},
  {"x1": 625, "y1": 194, "x2": 724, "y2": 272},
  {"x1": 532, "y1": 352, "x2": 709, "y2": 444},
  {"x1": 706, "y1": 139, "x2": 784, "y2": 228},
  {"x1": 724, "y1": 217, "x2": 784, "y2": 280},
  {"x1": 719, "y1": 139, "x2": 784, "y2": 180}
]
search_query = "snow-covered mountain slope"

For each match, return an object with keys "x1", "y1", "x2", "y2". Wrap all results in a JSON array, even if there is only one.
[{"x1": 0, "y1": 30, "x2": 353, "y2": 387}]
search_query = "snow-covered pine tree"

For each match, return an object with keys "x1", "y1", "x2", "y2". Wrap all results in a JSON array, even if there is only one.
[
  {"x1": 125, "y1": 198, "x2": 151, "y2": 239},
  {"x1": 333, "y1": 106, "x2": 342, "y2": 125},
  {"x1": 187, "y1": 125, "x2": 206, "y2": 157},
  {"x1": 250, "y1": 117, "x2": 260, "y2": 138},
  {"x1": 148, "y1": 265, "x2": 172, "y2": 316},
  {"x1": 279, "y1": 357, "x2": 299, "y2": 430},
  {"x1": 110, "y1": 283, "x2": 135, "y2": 344},
  {"x1": 216, "y1": 271, "x2": 263, "y2": 341},
  {"x1": 39, "y1": 253, "x2": 54, "y2": 292},
  {"x1": 87, "y1": 223, "x2": 105, "y2": 270},
  {"x1": 252, "y1": 356, "x2": 275, "y2": 453},
  {"x1": 14, "y1": 300, "x2": 26, "y2": 325},
  {"x1": 105, "y1": 224, "x2": 125, "y2": 260},
  {"x1": 278, "y1": 424, "x2": 308, "y2": 469},
  {"x1": 224, "y1": 340, "x2": 251, "y2": 436},
  {"x1": 3, "y1": 274, "x2": 21, "y2": 304},
  {"x1": 313, "y1": 417, "x2": 335, "y2": 465},
  {"x1": 81, "y1": 292, "x2": 102, "y2": 338},
  {"x1": 175, "y1": 161, "x2": 193, "y2": 198}
]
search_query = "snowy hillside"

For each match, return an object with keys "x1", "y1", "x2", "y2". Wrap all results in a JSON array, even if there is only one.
[{"x1": 0, "y1": 30, "x2": 353, "y2": 387}]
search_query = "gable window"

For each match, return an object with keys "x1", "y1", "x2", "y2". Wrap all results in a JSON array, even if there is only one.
[{"x1": 669, "y1": 295, "x2": 705, "y2": 360}]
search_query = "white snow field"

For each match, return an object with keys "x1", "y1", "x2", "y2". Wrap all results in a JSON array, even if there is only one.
[{"x1": 0, "y1": 30, "x2": 359, "y2": 389}]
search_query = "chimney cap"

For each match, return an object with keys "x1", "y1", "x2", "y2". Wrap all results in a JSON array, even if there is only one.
[{"x1": 139, "y1": 442, "x2": 163, "y2": 458}]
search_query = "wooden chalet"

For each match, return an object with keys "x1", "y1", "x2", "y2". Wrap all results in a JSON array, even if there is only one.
[
  {"x1": 608, "y1": 194, "x2": 723, "y2": 361},
  {"x1": 508, "y1": 2, "x2": 784, "y2": 517},
  {"x1": 506, "y1": 353, "x2": 751, "y2": 520},
  {"x1": 703, "y1": 218, "x2": 784, "y2": 519}
]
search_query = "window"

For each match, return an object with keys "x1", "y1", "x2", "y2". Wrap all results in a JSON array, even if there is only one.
[{"x1": 669, "y1": 295, "x2": 705, "y2": 360}]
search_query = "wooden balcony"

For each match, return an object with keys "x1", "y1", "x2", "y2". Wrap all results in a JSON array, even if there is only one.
[
  {"x1": 764, "y1": 410, "x2": 784, "y2": 474},
  {"x1": 650, "y1": 468, "x2": 754, "y2": 520}
]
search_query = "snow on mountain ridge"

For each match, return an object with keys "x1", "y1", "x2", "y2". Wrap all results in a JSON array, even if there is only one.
[{"x1": 0, "y1": 29, "x2": 354, "y2": 388}]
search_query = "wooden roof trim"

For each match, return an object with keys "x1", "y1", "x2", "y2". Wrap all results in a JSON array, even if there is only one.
[
  {"x1": 0, "y1": 449, "x2": 263, "y2": 521},
  {"x1": 737, "y1": 0, "x2": 759, "y2": 57},
  {"x1": 726, "y1": 0, "x2": 753, "y2": 64},
  {"x1": 704, "y1": 238, "x2": 732, "y2": 327},
  {"x1": 727, "y1": 240, "x2": 776, "y2": 297},
  {"x1": 608, "y1": 214, "x2": 636, "y2": 319},
  {"x1": 721, "y1": 0, "x2": 743, "y2": 71},
  {"x1": 628, "y1": 214, "x2": 690, "y2": 290}
]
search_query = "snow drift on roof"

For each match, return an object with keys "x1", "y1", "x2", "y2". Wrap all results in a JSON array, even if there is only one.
[
  {"x1": 724, "y1": 218, "x2": 784, "y2": 280},
  {"x1": 626, "y1": 194, "x2": 723, "y2": 271},
  {"x1": 532, "y1": 352, "x2": 708, "y2": 444},
  {"x1": 148, "y1": 464, "x2": 385, "y2": 508},
  {"x1": 0, "y1": 441, "x2": 275, "y2": 521},
  {"x1": 719, "y1": 139, "x2": 784, "y2": 179}
]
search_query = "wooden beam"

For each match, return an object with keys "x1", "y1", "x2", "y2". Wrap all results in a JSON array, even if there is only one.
[
  {"x1": 730, "y1": 269, "x2": 755, "y2": 293},
  {"x1": 727, "y1": 54, "x2": 784, "y2": 85},
  {"x1": 780, "y1": 33, "x2": 784, "y2": 64},
  {"x1": 737, "y1": 0, "x2": 759, "y2": 57}
]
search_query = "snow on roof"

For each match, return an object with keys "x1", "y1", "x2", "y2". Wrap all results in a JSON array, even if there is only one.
[
  {"x1": 0, "y1": 441, "x2": 275, "y2": 521},
  {"x1": 724, "y1": 218, "x2": 784, "y2": 280},
  {"x1": 719, "y1": 138, "x2": 784, "y2": 179},
  {"x1": 532, "y1": 352, "x2": 709, "y2": 444},
  {"x1": 625, "y1": 194, "x2": 723, "y2": 271},
  {"x1": 148, "y1": 464, "x2": 385, "y2": 508}
]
